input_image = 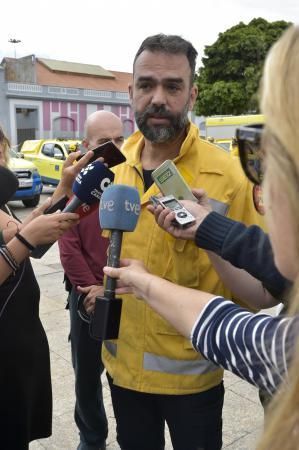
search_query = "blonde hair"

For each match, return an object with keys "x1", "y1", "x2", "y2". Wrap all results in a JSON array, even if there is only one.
[
  {"x1": 258, "y1": 25, "x2": 299, "y2": 450},
  {"x1": 0, "y1": 126, "x2": 11, "y2": 167}
]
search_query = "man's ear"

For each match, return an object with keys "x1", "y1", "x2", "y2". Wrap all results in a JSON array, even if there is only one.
[
  {"x1": 82, "y1": 139, "x2": 89, "y2": 149},
  {"x1": 189, "y1": 84, "x2": 198, "y2": 111}
]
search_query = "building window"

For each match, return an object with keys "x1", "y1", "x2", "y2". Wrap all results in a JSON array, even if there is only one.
[{"x1": 53, "y1": 116, "x2": 75, "y2": 139}]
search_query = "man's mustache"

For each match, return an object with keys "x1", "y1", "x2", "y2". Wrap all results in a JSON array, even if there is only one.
[{"x1": 140, "y1": 106, "x2": 174, "y2": 121}]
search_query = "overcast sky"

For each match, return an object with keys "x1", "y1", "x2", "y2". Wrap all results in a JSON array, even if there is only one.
[{"x1": 1, "y1": 0, "x2": 298, "y2": 73}]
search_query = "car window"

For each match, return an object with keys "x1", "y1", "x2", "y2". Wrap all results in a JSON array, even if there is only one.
[
  {"x1": 42, "y1": 143, "x2": 55, "y2": 158},
  {"x1": 54, "y1": 145, "x2": 65, "y2": 159},
  {"x1": 217, "y1": 142, "x2": 231, "y2": 151}
]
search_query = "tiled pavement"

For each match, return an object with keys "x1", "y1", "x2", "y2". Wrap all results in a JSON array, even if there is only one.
[{"x1": 11, "y1": 201, "x2": 264, "y2": 450}]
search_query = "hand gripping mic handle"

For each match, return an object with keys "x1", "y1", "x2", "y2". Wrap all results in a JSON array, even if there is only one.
[{"x1": 104, "y1": 230, "x2": 123, "y2": 300}]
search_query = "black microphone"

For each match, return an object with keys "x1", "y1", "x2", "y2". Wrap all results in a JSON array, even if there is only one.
[
  {"x1": 88, "y1": 184, "x2": 140, "y2": 340},
  {"x1": 0, "y1": 166, "x2": 19, "y2": 207}
]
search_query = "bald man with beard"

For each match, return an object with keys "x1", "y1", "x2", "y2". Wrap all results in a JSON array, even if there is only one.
[{"x1": 59, "y1": 111, "x2": 124, "y2": 450}]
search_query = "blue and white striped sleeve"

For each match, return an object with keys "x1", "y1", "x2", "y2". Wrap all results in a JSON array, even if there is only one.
[{"x1": 191, "y1": 297, "x2": 298, "y2": 394}]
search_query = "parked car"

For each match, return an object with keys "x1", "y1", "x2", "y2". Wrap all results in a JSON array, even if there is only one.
[
  {"x1": 20, "y1": 139, "x2": 81, "y2": 186},
  {"x1": 205, "y1": 137, "x2": 240, "y2": 156},
  {"x1": 213, "y1": 138, "x2": 232, "y2": 152},
  {"x1": 8, "y1": 148, "x2": 43, "y2": 207},
  {"x1": 202, "y1": 114, "x2": 265, "y2": 140}
]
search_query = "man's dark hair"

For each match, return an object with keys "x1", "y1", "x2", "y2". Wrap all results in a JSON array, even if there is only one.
[{"x1": 133, "y1": 34, "x2": 198, "y2": 83}]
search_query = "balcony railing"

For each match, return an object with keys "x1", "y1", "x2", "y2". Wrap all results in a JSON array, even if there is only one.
[
  {"x1": 7, "y1": 83, "x2": 42, "y2": 93},
  {"x1": 6, "y1": 82, "x2": 129, "y2": 103},
  {"x1": 84, "y1": 89, "x2": 112, "y2": 98},
  {"x1": 115, "y1": 92, "x2": 129, "y2": 100},
  {"x1": 48, "y1": 87, "x2": 80, "y2": 96}
]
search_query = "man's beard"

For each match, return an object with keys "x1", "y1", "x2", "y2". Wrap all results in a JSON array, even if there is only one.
[{"x1": 134, "y1": 102, "x2": 190, "y2": 143}]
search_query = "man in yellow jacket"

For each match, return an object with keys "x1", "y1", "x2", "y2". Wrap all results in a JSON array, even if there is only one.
[{"x1": 103, "y1": 34, "x2": 264, "y2": 450}]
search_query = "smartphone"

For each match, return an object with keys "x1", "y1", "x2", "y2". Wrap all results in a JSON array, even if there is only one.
[
  {"x1": 151, "y1": 160, "x2": 197, "y2": 201},
  {"x1": 77, "y1": 141, "x2": 126, "y2": 168},
  {"x1": 43, "y1": 195, "x2": 69, "y2": 214},
  {"x1": 30, "y1": 195, "x2": 69, "y2": 259}
]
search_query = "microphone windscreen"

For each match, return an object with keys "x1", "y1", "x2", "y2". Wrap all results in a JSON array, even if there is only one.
[
  {"x1": 72, "y1": 161, "x2": 114, "y2": 205},
  {"x1": 0, "y1": 166, "x2": 19, "y2": 206},
  {"x1": 99, "y1": 184, "x2": 140, "y2": 231}
]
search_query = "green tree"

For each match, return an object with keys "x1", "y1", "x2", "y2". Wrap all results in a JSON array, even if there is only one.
[{"x1": 195, "y1": 18, "x2": 291, "y2": 116}]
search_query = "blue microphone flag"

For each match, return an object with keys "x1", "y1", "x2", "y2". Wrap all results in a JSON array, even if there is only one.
[
  {"x1": 72, "y1": 160, "x2": 114, "y2": 205},
  {"x1": 99, "y1": 184, "x2": 140, "y2": 231}
]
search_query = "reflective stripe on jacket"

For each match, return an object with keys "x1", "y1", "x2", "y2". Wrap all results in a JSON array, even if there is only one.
[{"x1": 102, "y1": 122, "x2": 265, "y2": 394}]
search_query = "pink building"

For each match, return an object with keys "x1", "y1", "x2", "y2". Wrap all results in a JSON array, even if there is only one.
[{"x1": 0, "y1": 55, "x2": 134, "y2": 146}]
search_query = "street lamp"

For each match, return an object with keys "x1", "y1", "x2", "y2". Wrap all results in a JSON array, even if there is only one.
[{"x1": 8, "y1": 38, "x2": 21, "y2": 58}]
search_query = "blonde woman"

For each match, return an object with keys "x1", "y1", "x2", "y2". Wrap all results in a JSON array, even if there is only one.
[{"x1": 104, "y1": 25, "x2": 299, "y2": 450}]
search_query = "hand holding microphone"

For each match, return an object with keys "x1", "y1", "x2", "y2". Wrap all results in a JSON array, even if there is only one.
[
  {"x1": 63, "y1": 160, "x2": 114, "y2": 212},
  {"x1": 103, "y1": 258, "x2": 152, "y2": 301},
  {"x1": 31, "y1": 161, "x2": 114, "y2": 258},
  {"x1": 84, "y1": 184, "x2": 140, "y2": 340},
  {"x1": 51, "y1": 149, "x2": 95, "y2": 202}
]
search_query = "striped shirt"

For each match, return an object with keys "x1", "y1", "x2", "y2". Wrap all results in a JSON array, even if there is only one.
[{"x1": 191, "y1": 297, "x2": 299, "y2": 394}]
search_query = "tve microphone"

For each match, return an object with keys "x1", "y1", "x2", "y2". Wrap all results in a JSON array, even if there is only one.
[
  {"x1": 99, "y1": 184, "x2": 140, "y2": 299},
  {"x1": 31, "y1": 161, "x2": 114, "y2": 259},
  {"x1": 88, "y1": 184, "x2": 140, "y2": 340},
  {"x1": 63, "y1": 160, "x2": 114, "y2": 212},
  {"x1": 0, "y1": 166, "x2": 19, "y2": 207}
]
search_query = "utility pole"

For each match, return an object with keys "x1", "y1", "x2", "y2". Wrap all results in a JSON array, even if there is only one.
[{"x1": 8, "y1": 38, "x2": 21, "y2": 58}]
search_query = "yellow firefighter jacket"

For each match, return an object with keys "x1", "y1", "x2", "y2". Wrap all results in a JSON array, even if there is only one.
[{"x1": 102, "y1": 122, "x2": 265, "y2": 395}]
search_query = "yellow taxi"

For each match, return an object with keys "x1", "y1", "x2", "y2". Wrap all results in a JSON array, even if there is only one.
[{"x1": 20, "y1": 139, "x2": 81, "y2": 185}]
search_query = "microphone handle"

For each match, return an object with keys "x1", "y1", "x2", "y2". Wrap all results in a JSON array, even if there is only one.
[
  {"x1": 104, "y1": 229, "x2": 123, "y2": 300},
  {"x1": 62, "y1": 195, "x2": 82, "y2": 212}
]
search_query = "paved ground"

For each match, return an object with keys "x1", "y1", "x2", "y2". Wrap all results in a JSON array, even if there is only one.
[{"x1": 11, "y1": 193, "x2": 265, "y2": 450}]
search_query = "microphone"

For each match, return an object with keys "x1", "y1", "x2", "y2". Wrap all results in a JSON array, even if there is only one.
[
  {"x1": 100, "y1": 184, "x2": 140, "y2": 299},
  {"x1": 88, "y1": 184, "x2": 140, "y2": 340},
  {"x1": 31, "y1": 161, "x2": 114, "y2": 259},
  {"x1": 0, "y1": 166, "x2": 19, "y2": 207},
  {"x1": 63, "y1": 160, "x2": 114, "y2": 212}
]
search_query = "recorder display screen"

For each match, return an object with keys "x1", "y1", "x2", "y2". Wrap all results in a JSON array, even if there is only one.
[{"x1": 163, "y1": 199, "x2": 180, "y2": 209}]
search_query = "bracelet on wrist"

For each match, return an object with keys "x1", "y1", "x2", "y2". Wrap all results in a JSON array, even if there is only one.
[
  {"x1": 0, "y1": 245, "x2": 20, "y2": 275},
  {"x1": 0, "y1": 230, "x2": 4, "y2": 246},
  {"x1": 15, "y1": 232, "x2": 36, "y2": 252},
  {"x1": 6, "y1": 220, "x2": 20, "y2": 234}
]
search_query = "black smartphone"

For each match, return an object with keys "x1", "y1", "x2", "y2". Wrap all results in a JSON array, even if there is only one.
[
  {"x1": 43, "y1": 195, "x2": 69, "y2": 214},
  {"x1": 77, "y1": 141, "x2": 126, "y2": 167},
  {"x1": 30, "y1": 195, "x2": 69, "y2": 259}
]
